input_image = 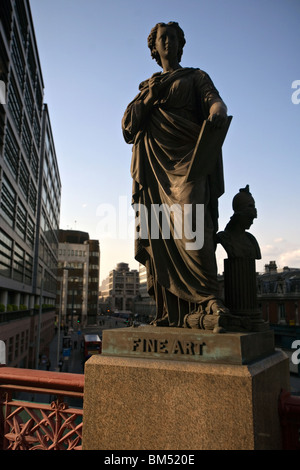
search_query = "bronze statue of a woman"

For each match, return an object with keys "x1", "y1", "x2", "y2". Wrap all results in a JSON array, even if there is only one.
[{"x1": 122, "y1": 22, "x2": 230, "y2": 329}]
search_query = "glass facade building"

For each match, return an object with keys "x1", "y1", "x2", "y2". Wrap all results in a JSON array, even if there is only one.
[
  {"x1": 57, "y1": 230, "x2": 100, "y2": 327},
  {"x1": 0, "y1": 0, "x2": 61, "y2": 310}
]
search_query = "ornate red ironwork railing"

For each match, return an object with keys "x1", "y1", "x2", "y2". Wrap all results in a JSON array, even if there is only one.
[{"x1": 0, "y1": 367, "x2": 84, "y2": 450}]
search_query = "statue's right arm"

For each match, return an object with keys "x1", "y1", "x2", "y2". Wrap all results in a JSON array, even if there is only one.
[
  {"x1": 122, "y1": 75, "x2": 165, "y2": 143},
  {"x1": 122, "y1": 99, "x2": 147, "y2": 144}
]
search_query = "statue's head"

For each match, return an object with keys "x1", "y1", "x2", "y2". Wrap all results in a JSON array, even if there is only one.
[
  {"x1": 230, "y1": 185, "x2": 257, "y2": 230},
  {"x1": 232, "y1": 185, "x2": 256, "y2": 216},
  {"x1": 147, "y1": 22, "x2": 186, "y2": 67}
]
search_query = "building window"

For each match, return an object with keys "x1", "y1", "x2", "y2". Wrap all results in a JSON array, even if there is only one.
[
  {"x1": 24, "y1": 75, "x2": 34, "y2": 122},
  {"x1": 30, "y1": 147, "x2": 39, "y2": 181},
  {"x1": 278, "y1": 303, "x2": 286, "y2": 323},
  {"x1": 1, "y1": 175, "x2": 16, "y2": 227},
  {"x1": 15, "y1": 200, "x2": 27, "y2": 240},
  {"x1": 8, "y1": 76, "x2": 22, "y2": 133},
  {"x1": 11, "y1": 26, "x2": 25, "y2": 88},
  {"x1": 20, "y1": 331, "x2": 24, "y2": 354},
  {"x1": 15, "y1": 0, "x2": 28, "y2": 48},
  {"x1": 27, "y1": 37, "x2": 36, "y2": 84},
  {"x1": 24, "y1": 252, "x2": 33, "y2": 285},
  {"x1": 21, "y1": 117, "x2": 32, "y2": 161},
  {"x1": 43, "y1": 156, "x2": 49, "y2": 179},
  {"x1": 19, "y1": 157, "x2": 30, "y2": 199},
  {"x1": 26, "y1": 215, "x2": 35, "y2": 248},
  {"x1": 15, "y1": 334, "x2": 20, "y2": 359},
  {"x1": 42, "y1": 182, "x2": 47, "y2": 205},
  {"x1": 36, "y1": 81, "x2": 43, "y2": 115},
  {"x1": 45, "y1": 131, "x2": 51, "y2": 153},
  {"x1": 8, "y1": 337, "x2": 13, "y2": 363},
  {"x1": 13, "y1": 243, "x2": 25, "y2": 282},
  {"x1": 28, "y1": 180, "x2": 37, "y2": 214},
  {"x1": 4, "y1": 125, "x2": 19, "y2": 179},
  {"x1": 0, "y1": 229, "x2": 13, "y2": 278},
  {"x1": 33, "y1": 110, "x2": 40, "y2": 147}
]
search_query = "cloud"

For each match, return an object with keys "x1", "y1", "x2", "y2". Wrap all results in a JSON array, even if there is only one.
[
  {"x1": 278, "y1": 249, "x2": 300, "y2": 268},
  {"x1": 261, "y1": 244, "x2": 281, "y2": 256}
]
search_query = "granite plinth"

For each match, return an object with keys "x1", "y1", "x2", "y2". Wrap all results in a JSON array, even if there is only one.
[
  {"x1": 101, "y1": 326, "x2": 275, "y2": 365},
  {"x1": 82, "y1": 350, "x2": 290, "y2": 450}
]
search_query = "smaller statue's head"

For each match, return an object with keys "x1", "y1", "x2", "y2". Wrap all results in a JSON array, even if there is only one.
[
  {"x1": 231, "y1": 185, "x2": 257, "y2": 229},
  {"x1": 147, "y1": 21, "x2": 186, "y2": 67}
]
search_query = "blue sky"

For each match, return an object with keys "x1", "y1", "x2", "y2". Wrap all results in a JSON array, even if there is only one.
[{"x1": 30, "y1": 0, "x2": 300, "y2": 283}]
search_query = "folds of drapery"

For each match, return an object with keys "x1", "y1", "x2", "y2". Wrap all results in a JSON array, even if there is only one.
[{"x1": 122, "y1": 68, "x2": 225, "y2": 326}]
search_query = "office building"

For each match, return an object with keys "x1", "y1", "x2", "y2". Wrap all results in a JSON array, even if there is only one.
[
  {"x1": 133, "y1": 263, "x2": 156, "y2": 322},
  {"x1": 57, "y1": 230, "x2": 100, "y2": 327},
  {"x1": 258, "y1": 261, "x2": 300, "y2": 325},
  {"x1": 99, "y1": 262, "x2": 139, "y2": 313},
  {"x1": 0, "y1": 0, "x2": 61, "y2": 309},
  {"x1": 0, "y1": 0, "x2": 61, "y2": 367}
]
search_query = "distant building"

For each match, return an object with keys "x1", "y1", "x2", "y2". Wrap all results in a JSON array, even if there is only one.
[
  {"x1": 258, "y1": 261, "x2": 300, "y2": 326},
  {"x1": 99, "y1": 262, "x2": 139, "y2": 313},
  {"x1": 257, "y1": 261, "x2": 300, "y2": 374},
  {"x1": 57, "y1": 230, "x2": 100, "y2": 327},
  {"x1": 133, "y1": 264, "x2": 156, "y2": 322}
]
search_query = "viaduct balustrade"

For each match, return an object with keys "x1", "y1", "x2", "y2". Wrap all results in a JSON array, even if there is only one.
[
  {"x1": 1, "y1": 364, "x2": 300, "y2": 450},
  {"x1": 0, "y1": 366, "x2": 84, "y2": 450}
]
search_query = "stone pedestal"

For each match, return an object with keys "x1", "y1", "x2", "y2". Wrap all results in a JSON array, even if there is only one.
[
  {"x1": 224, "y1": 258, "x2": 258, "y2": 312},
  {"x1": 82, "y1": 328, "x2": 290, "y2": 450},
  {"x1": 223, "y1": 257, "x2": 268, "y2": 332},
  {"x1": 101, "y1": 326, "x2": 275, "y2": 364}
]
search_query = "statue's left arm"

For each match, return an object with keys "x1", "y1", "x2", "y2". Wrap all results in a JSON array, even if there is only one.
[{"x1": 208, "y1": 100, "x2": 228, "y2": 128}]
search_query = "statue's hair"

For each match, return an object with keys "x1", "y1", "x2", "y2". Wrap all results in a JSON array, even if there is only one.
[{"x1": 147, "y1": 22, "x2": 186, "y2": 67}]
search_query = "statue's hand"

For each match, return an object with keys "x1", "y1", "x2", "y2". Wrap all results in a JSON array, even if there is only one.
[
  {"x1": 144, "y1": 77, "x2": 168, "y2": 108},
  {"x1": 208, "y1": 102, "x2": 228, "y2": 128},
  {"x1": 208, "y1": 111, "x2": 228, "y2": 128}
]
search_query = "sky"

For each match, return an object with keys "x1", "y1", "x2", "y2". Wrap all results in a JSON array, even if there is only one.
[{"x1": 29, "y1": 0, "x2": 300, "y2": 284}]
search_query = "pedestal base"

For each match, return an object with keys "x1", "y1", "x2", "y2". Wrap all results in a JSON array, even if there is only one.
[
  {"x1": 82, "y1": 349, "x2": 290, "y2": 450},
  {"x1": 101, "y1": 326, "x2": 274, "y2": 364}
]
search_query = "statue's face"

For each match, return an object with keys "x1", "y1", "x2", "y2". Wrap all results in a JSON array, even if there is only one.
[
  {"x1": 241, "y1": 214, "x2": 254, "y2": 229},
  {"x1": 155, "y1": 25, "x2": 179, "y2": 63},
  {"x1": 240, "y1": 206, "x2": 257, "y2": 229}
]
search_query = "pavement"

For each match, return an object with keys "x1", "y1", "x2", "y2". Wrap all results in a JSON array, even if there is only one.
[
  {"x1": 45, "y1": 315, "x2": 128, "y2": 375},
  {"x1": 49, "y1": 329, "x2": 84, "y2": 374}
]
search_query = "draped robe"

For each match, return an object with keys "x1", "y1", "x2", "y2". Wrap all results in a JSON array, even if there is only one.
[{"x1": 122, "y1": 67, "x2": 226, "y2": 326}]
